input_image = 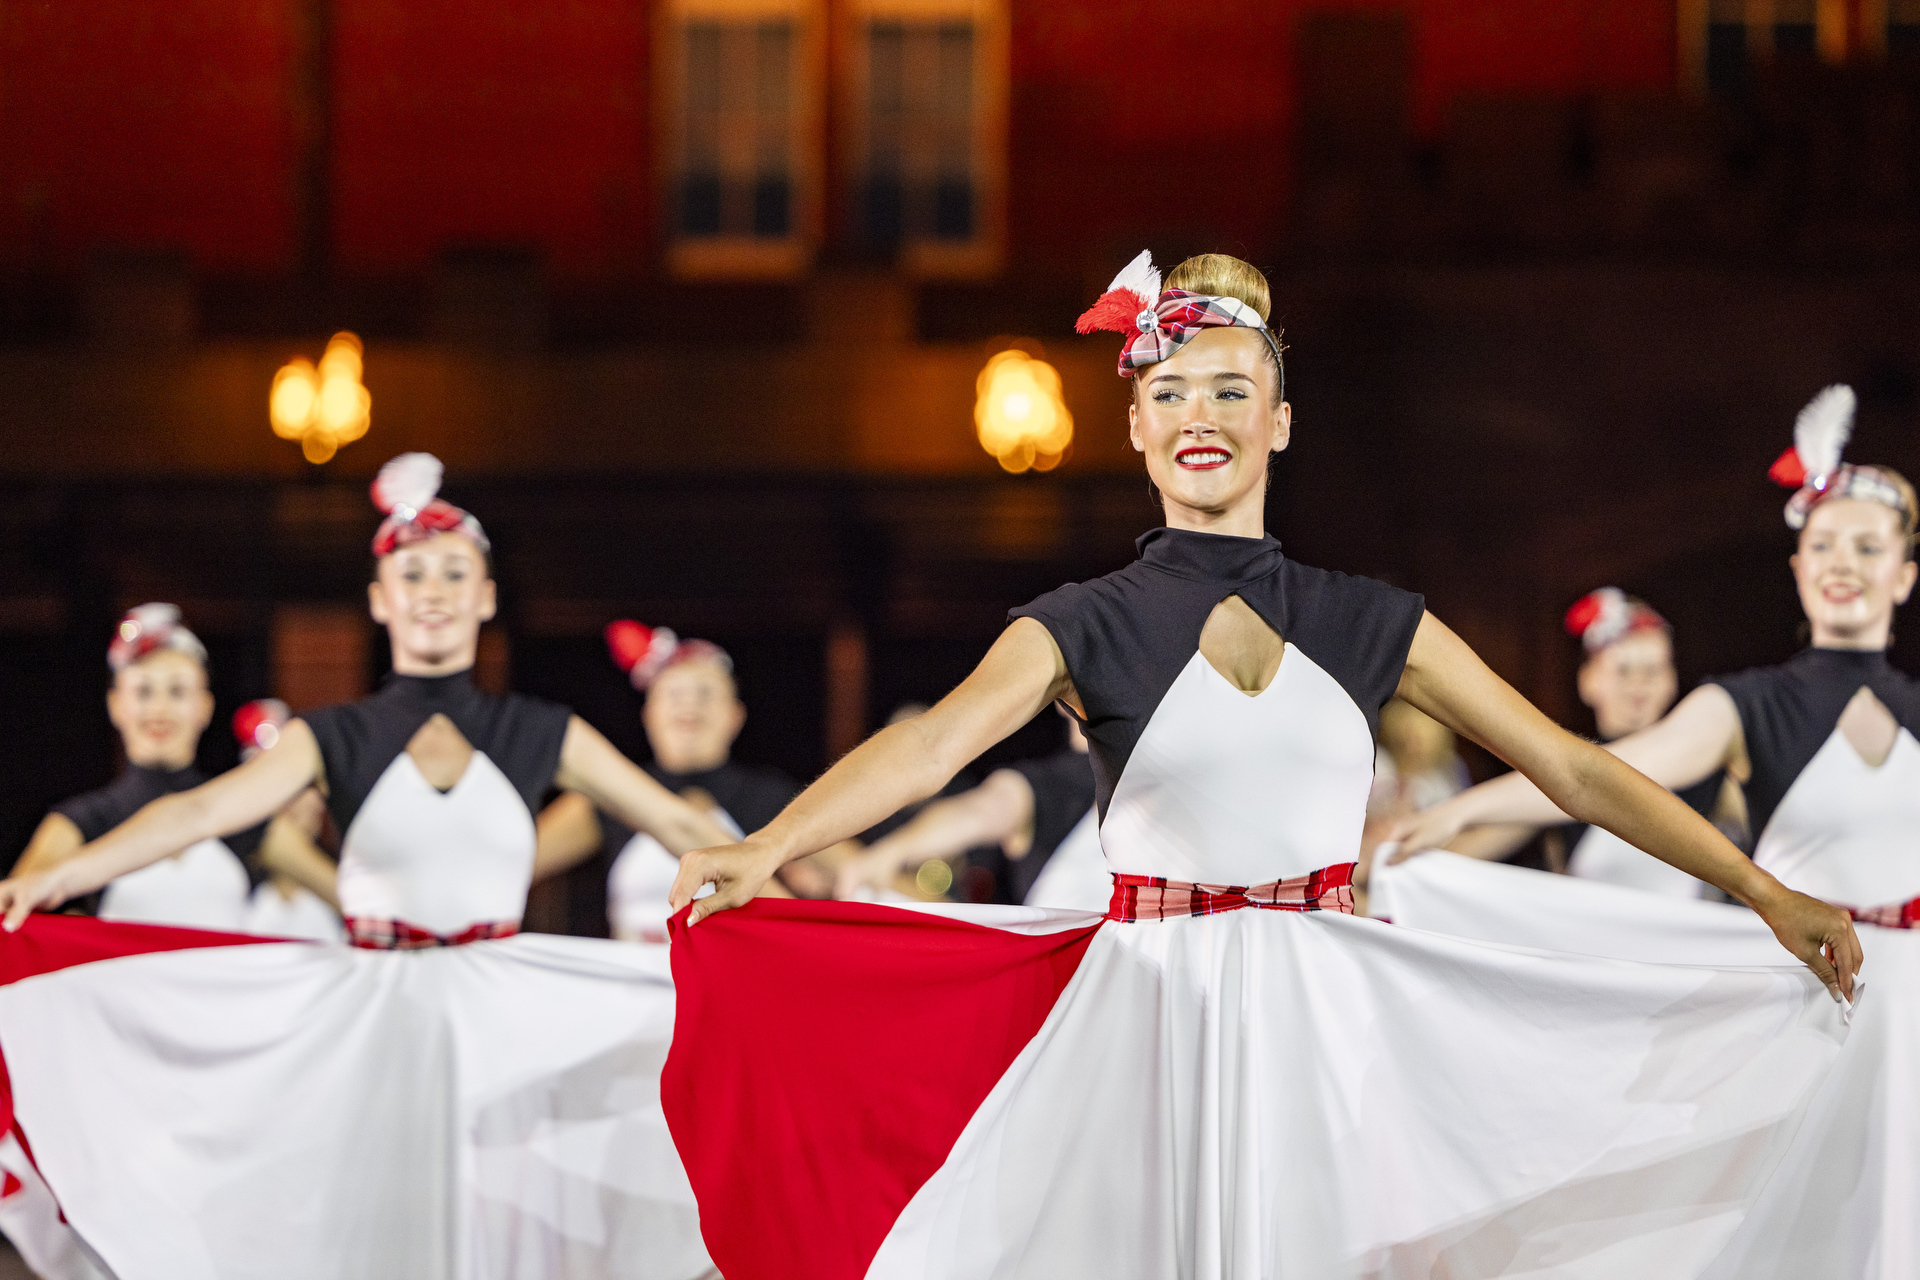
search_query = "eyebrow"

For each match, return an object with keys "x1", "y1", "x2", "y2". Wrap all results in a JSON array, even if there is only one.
[{"x1": 1146, "y1": 370, "x2": 1257, "y2": 386}]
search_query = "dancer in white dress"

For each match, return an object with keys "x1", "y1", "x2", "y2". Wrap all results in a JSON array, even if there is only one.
[
  {"x1": 1379, "y1": 386, "x2": 1920, "y2": 1279},
  {"x1": 1431, "y1": 588, "x2": 1729, "y2": 895},
  {"x1": 0, "y1": 454, "x2": 729, "y2": 1280},
  {"x1": 535, "y1": 623, "x2": 803, "y2": 942},
  {"x1": 656, "y1": 253, "x2": 1861, "y2": 1280}
]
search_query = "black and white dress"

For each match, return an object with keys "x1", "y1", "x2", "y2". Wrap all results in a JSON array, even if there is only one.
[
  {"x1": 1373, "y1": 646, "x2": 1920, "y2": 1278},
  {"x1": 0, "y1": 671, "x2": 713, "y2": 1280},
  {"x1": 51, "y1": 764, "x2": 258, "y2": 931},
  {"x1": 662, "y1": 529, "x2": 1851, "y2": 1280}
]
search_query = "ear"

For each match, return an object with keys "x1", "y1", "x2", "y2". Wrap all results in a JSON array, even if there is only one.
[
  {"x1": 1127, "y1": 397, "x2": 1144, "y2": 454},
  {"x1": 190, "y1": 686, "x2": 216, "y2": 732},
  {"x1": 1896, "y1": 556, "x2": 1918, "y2": 605},
  {"x1": 367, "y1": 578, "x2": 390, "y2": 625},
  {"x1": 1272, "y1": 400, "x2": 1292, "y2": 455},
  {"x1": 105, "y1": 685, "x2": 125, "y2": 730},
  {"x1": 478, "y1": 578, "x2": 499, "y2": 624}
]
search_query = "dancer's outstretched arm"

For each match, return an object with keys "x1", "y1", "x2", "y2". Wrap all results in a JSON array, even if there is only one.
[
  {"x1": 553, "y1": 716, "x2": 739, "y2": 857},
  {"x1": 1396, "y1": 614, "x2": 1857, "y2": 999},
  {"x1": 0, "y1": 723, "x2": 325, "y2": 930},
  {"x1": 672, "y1": 618, "x2": 1067, "y2": 924},
  {"x1": 1389, "y1": 683, "x2": 1743, "y2": 860}
]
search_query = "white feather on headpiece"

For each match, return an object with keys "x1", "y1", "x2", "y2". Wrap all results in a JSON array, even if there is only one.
[
  {"x1": 124, "y1": 602, "x2": 182, "y2": 635},
  {"x1": 1105, "y1": 249, "x2": 1162, "y2": 310},
  {"x1": 372, "y1": 452, "x2": 444, "y2": 517},
  {"x1": 1793, "y1": 384, "x2": 1855, "y2": 482}
]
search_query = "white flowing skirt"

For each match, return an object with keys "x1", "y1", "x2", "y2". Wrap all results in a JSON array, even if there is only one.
[
  {"x1": 0, "y1": 928, "x2": 713, "y2": 1280},
  {"x1": 1373, "y1": 852, "x2": 1914, "y2": 1280},
  {"x1": 663, "y1": 898, "x2": 1852, "y2": 1280}
]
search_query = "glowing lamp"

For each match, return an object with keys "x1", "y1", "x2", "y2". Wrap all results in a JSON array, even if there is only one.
[
  {"x1": 270, "y1": 333, "x2": 372, "y2": 464},
  {"x1": 975, "y1": 350, "x2": 1072, "y2": 474}
]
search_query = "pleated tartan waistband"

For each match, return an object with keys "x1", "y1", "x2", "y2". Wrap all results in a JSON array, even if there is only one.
[
  {"x1": 1105, "y1": 863, "x2": 1357, "y2": 921},
  {"x1": 345, "y1": 917, "x2": 521, "y2": 950},
  {"x1": 1847, "y1": 895, "x2": 1920, "y2": 930}
]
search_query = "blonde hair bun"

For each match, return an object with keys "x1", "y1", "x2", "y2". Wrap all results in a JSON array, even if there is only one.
[{"x1": 1164, "y1": 254, "x2": 1272, "y2": 324}]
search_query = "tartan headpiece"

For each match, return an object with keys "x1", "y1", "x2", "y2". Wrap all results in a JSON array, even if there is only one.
[
  {"x1": 1564, "y1": 588, "x2": 1667, "y2": 655},
  {"x1": 1075, "y1": 250, "x2": 1283, "y2": 381},
  {"x1": 107, "y1": 603, "x2": 207, "y2": 673},
  {"x1": 605, "y1": 620, "x2": 733, "y2": 692},
  {"x1": 370, "y1": 452, "x2": 490, "y2": 558},
  {"x1": 1767, "y1": 384, "x2": 1913, "y2": 530}
]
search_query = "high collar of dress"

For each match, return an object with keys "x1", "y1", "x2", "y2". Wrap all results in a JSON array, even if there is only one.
[
  {"x1": 128, "y1": 762, "x2": 204, "y2": 790},
  {"x1": 1797, "y1": 647, "x2": 1893, "y2": 678},
  {"x1": 1135, "y1": 526, "x2": 1284, "y2": 584},
  {"x1": 381, "y1": 668, "x2": 480, "y2": 708}
]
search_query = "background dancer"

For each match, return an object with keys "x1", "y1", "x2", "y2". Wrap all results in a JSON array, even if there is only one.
[
  {"x1": 833, "y1": 707, "x2": 1097, "y2": 908},
  {"x1": 13, "y1": 604, "x2": 260, "y2": 931},
  {"x1": 657, "y1": 252, "x2": 1858, "y2": 1280},
  {"x1": 534, "y1": 621, "x2": 805, "y2": 941},
  {"x1": 1423, "y1": 587, "x2": 1737, "y2": 895},
  {"x1": 0, "y1": 454, "x2": 727, "y2": 1280}
]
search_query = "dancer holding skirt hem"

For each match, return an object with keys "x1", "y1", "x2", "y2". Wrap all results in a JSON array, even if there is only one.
[{"x1": 661, "y1": 252, "x2": 1860, "y2": 1280}]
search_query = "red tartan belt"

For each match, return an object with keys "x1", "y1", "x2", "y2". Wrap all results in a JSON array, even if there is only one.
[
  {"x1": 1106, "y1": 863, "x2": 1357, "y2": 922},
  {"x1": 345, "y1": 916, "x2": 520, "y2": 950},
  {"x1": 1847, "y1": 896, "x2": 1920, "y2": 930}
]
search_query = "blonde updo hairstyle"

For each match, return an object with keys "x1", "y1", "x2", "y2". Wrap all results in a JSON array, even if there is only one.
[{"x1": 1148, "y1": 254, "x2": 1286, "y2": 406}]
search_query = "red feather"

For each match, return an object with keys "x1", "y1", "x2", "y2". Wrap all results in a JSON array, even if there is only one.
[
  {"x1": 1076, "y1": 289, "x2": 1149, "y2": 335},
  {"x1": 1767, "y1": 446, "x2": 1808, "y2": 489},
  {"x1": 231, "y1": 700, "x2": 285, "y2": 751},
  {"x1": 605, "y1": 620, "x2": 658, "y2": 675},
  {"x1": 1563, "y1": 593, "x2": 1604, "y2": 639}
]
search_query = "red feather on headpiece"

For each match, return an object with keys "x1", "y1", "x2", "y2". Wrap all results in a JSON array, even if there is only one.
[
  {"x1": 1563, "y1": 593, "x2": 1605, "y2": 639},
  {"x1": 1075, "y1": 249, "x2": 1162, "y2": 335},
  {"x1": 604, "y1": 620, "x2": 660, "y2": 675},
  {"x1": 1767, "y1": 447, "x2": 1808, "y2": 489}
]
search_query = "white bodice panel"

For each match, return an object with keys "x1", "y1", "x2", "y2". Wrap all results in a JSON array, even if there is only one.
[
  {"x1": 336, "y1": 751, "x2": 535, "y2": 934},
  {"x1": 1754, "y1": 725, "x2": 1920, "y2": 908},
  {"x1": 98, "y1": 837, "x2": 251, "y2": 933},
  {"x1": 1567, "y1": 825, "x2": 1707, "y2": 898},
  {"x1": 1099, "y1": 646, "x2": 1374, "y2": 885}
]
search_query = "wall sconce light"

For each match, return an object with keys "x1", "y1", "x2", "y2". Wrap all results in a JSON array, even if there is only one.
[
  {"x1": 271, "y1": 332, "x2": 371, "y2": 464},
  {"x1": 974, "y1": 349, "x2": 1072, "y2": 474}
]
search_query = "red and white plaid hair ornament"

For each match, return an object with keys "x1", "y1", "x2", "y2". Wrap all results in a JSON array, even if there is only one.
[
  {"x1": 233, "y1": 698, "x2": 291, "y2": 757},
  {"x1": 1767, "y1": 384, "x2": 1910, "y2": 529},
  {"x1": 370, "y1": 452, "x2": 490, "y2": 558},
  {"x1": 107, "y1": 603, "x2": 208, "y2": 673},
  {"x1": 1075, "y1": 250, "x2": 1282, "y2": 379},
  {"x1": 605, "y1": 620, "x2": 732, "y2": 692},
  {"x1": 1564, "y1": 588, "x2": 1667, "y2": 655}
]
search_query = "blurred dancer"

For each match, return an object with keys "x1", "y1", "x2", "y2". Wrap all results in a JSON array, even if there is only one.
[
  {"x1": 232, "y1": 700, "x2": 344, "y2": 943},
  {"x1": 1384, "y1": 385, "x2": 1919, "y2": 1277},
  {"x1": 0, "y1": 454, "x2": 723, "y2": 1279},
  {"x1": 1435, "y1": 590, "x2": 1735, "y2": 895},
  {"x1": 834, "y1": 708, "x2": 1097, "y2": 908},
  {"x1": 657, "y1": 253, "x2": 1855, "y2": 1280},
  {"x1": 13, "y1": 604, "x2": 256, "y2": 930},
  {"x1": 535, "y1": 622, "x2": 803, "y2": 941}
]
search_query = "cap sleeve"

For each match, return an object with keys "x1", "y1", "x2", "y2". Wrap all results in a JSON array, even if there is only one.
[{"x1": 51, "y1": 786, "x2": 124, "y2": 844}]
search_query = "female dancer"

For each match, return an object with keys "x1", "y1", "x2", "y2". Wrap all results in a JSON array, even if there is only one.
[
  {"x1": 534, "y1": 623, "x2": 801, "y2": 941},
  {"x1": 0, "y1": 454, "x2": 723, "y2": 1280},
  {"x1": 1437, "y1": 588, "x2": 1730, "y2": 894},
  {"x1": 14, "y1": 604, "x2": 258, "y2": 931},
  {"x1": 1378, "y1": 386, "x2": 1918, "y2": 1278},
  {"x1": 657, "y1": 252, "x2": 1859, "y2": 1280}
]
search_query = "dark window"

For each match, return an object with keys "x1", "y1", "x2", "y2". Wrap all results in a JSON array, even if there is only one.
[
  {"x1": 858, "y1": 18, "x2": 977, "y2": 250},
  {"x1": 676, "y1": 18, "x2": 796, "y2": 240}
]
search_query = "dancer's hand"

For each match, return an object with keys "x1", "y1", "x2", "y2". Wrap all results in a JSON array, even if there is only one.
[
  {"x1": 1382, "y1": 802, "x2": 1469, "y2": 864},
  {"x1": 669, "y1": 836, "x2": 789, "y2": 926},
  {"x1": 0, "y1": 866, "x2": 79, "y2": 932},
  {"x1": 833, "y1": 848, "x2": 904, "y2": 901},
  {"x1": 1752, "y1": 884, "x2": 1863, "y2": 1004}
]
